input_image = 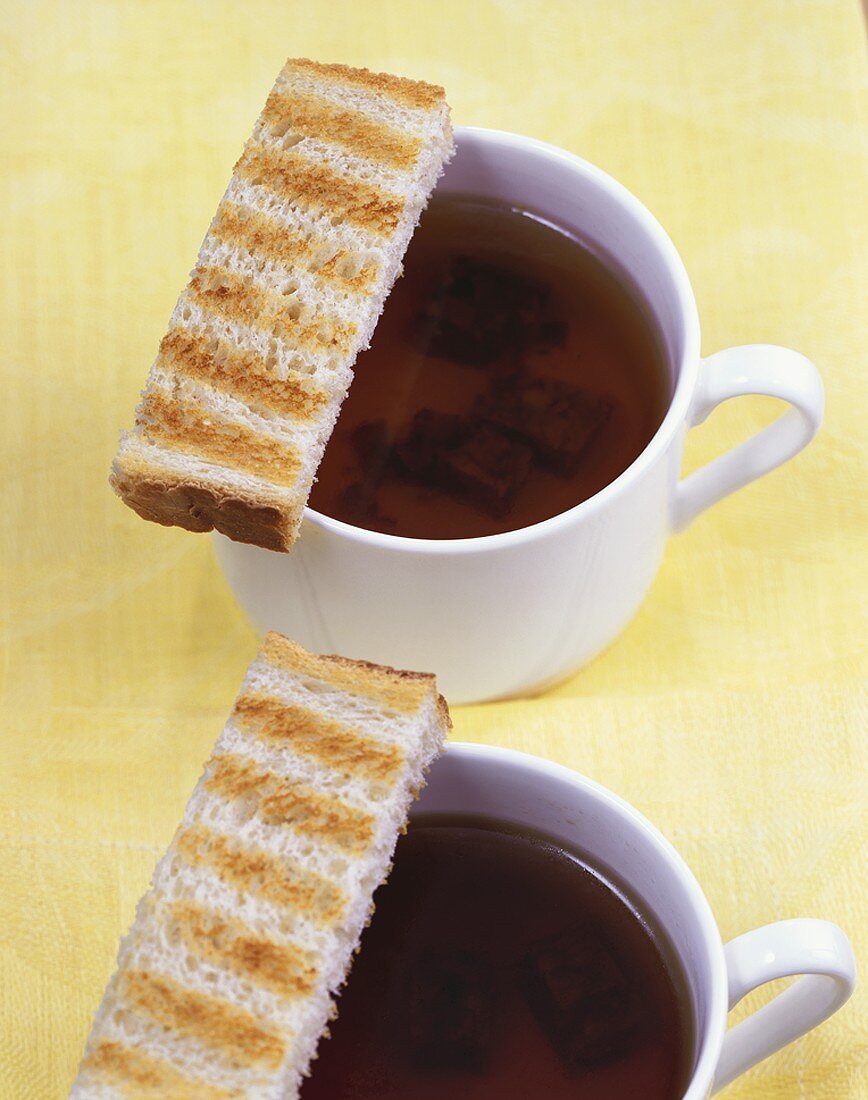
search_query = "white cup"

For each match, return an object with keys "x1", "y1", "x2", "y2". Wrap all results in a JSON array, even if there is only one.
[
  {"x1": 414, "y1": 743, "x2": 855, "y2": 1097},
  {"x1": 214, "y1": 127, "x2": 825, "y2": 704}
]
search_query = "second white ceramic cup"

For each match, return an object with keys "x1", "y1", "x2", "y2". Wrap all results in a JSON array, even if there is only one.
[
  {"x1": 417, "y1": 744, "x2": 855, "y2": 1097},
  {"x1": 214, "y1": 127, "x2": 825, "y2": 704}
]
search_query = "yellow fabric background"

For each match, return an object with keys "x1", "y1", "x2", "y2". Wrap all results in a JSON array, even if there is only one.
[{"x1": 1, "y1": 0, "x2": 865, "y2": 1095}]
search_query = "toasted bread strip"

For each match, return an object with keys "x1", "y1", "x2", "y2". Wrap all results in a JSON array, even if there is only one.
[
  {"x1": 111, "y1": 59, "x2": 453, "y2": 551},
  {"x1": 70, "y1": 633, "x2": 450, "y2": 1099},
  {"x1": 79, "y1": 1042, "x2": 234, "y2": 1100}
]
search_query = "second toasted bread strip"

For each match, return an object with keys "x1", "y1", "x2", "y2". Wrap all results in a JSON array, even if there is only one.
[{"x1": 70, "y1": 633, "x2": 450, "y2": 1099}]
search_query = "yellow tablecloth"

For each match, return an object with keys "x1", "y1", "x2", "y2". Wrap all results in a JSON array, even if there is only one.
[{"x1": 1, "y1": 1, "x2": 865, "y2": 1095}]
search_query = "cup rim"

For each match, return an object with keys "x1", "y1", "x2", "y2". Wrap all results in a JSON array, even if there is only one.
[
  {"x1": 425, "y1": 742, "x2": 728, "y2": 1095},
  {"x1": 301, "y1": 125, "x2": 702, "y2": 555}
]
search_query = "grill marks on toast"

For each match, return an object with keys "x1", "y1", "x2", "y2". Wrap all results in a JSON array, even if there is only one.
[
  {"x1": 174, "y1": 824, "x2": 347, "y2": 924},
  {"x1": 185, "y1": 265, "x2": 358, "y2": 353},
  {"x1": 137, "y1": 391, "x2": 301, "y2": 488},
  {"x1": 81, "y1": 1041, "x2": 236, "y2": 1099},
  {"x1": 260, "y1": 89, "x2": 422, "y2": 169},
  {"x1": 233, "y1": 693, "x2": 404, "y2": 785},
  {"x1": 166, "y1": 901, "x2": 318, "y2": 1000},
  {"x1": 157, "y1": 329, "x2": 328, "y2": 421},
  {"x1": 119, "y1": 970, "x2": 286, "y2": 1071},
  {"x1": 205, "y1": 752, "x2": 375, "y2": 852},
  {"x1": 209, "y1": 200, "x2": 381, "y2": 292},
  {"x1": 285, "y1": 57, "x2": 445, "y2": 111},
  {"x1": 234, "y1": 143, "x2": 405, "y2": 236}
]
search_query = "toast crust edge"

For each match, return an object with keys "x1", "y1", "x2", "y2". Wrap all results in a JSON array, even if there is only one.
[
  {"x1": 110, "y1": 465, "x2": 299, "y2": 552},
  {"x1": 262, "y1": 632, "x2": 453, "y2": 719}
]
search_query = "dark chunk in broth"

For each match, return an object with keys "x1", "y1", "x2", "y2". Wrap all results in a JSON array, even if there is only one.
[
  {"x1": 415, "y1": 256, "x2": 566, "y2": 366},
  {"x1": 401, "y1": 946, "x2": 499, "y2": 1073},
  {"x1": 477, "y1": 375, "x2": 613, "y2": 475},
  {"x1": 517, "y1": 920, "x2": 643, "y2": 1071},
  {"x1": 436, "y1": 424, "x2": 532, "y2": 516},
  {"x1": 394, "y1": 411, "x2": 532, "y2": 515},
  {"x1": 394, "y1": 409, "x2": 470, "y2": 481}
]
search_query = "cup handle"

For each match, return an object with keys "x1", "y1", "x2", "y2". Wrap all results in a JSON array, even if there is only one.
[
  {"x1": 673, "y1": 345, "x2": 824, "y2": 531},
  {"x1": 712, "y1": 919, "x2": 856, "y2": 1093}
]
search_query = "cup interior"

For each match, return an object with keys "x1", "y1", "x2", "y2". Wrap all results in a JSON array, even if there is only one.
[
  {"x1": 300, "y1": 126, "x2": 701, "y2": 546},
  {"x1": 413, "y1": 744, "x2": 727, "y2": 1095}
]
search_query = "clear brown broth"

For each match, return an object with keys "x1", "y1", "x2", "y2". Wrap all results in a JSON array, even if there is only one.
[
  {"x1": 309, "y1": 196, "x2": 669, "y2": 538},
  {"x1": 302, "y1": 815, "x2": 693, "y2": 1100}
]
